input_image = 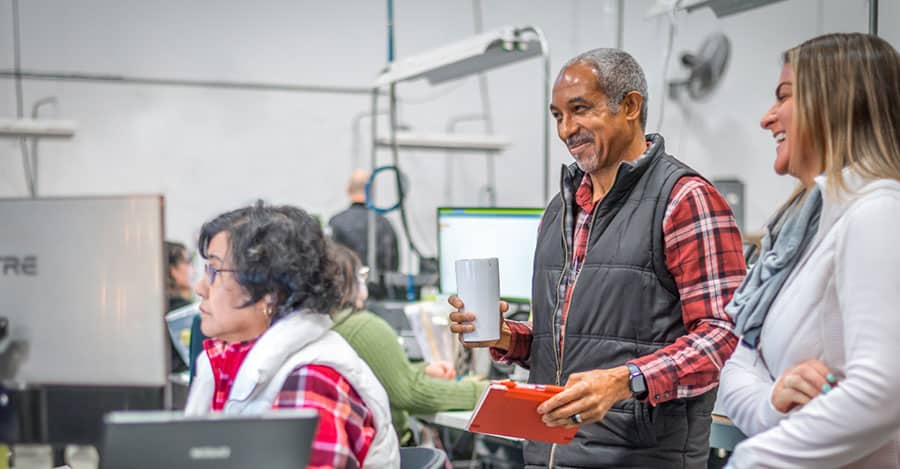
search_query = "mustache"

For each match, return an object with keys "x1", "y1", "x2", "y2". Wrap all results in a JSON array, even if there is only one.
[{"x1": 567, "y1": 133, "x2": 592, "y2": 148}]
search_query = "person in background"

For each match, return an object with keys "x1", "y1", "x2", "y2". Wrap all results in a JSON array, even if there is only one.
[
  {"x1": 329, "y1": 169, "x2": 400, "y2": 274},
  {"x1": 327, "y1": 241, "x2": 486, "y2": 445},
  {"x1": 184, "y1": 202, "x2": 400, "y2": 468},
  {"x1": 718, "y1": 33, "x2": 900, "y2": 468},
  {"x1": 165, "y1": 240, "x2": 194, "y2": 371},
  {"x1": 449, "y1": 48, "x2": 746, "y2": 468},
  {"x1": 165, "y1": 240, "x2": 194, "y2": 311}
]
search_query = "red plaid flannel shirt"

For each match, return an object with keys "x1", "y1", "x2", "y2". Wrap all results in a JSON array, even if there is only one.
[
  {"x1": 204, "y1": 338, "x2": 376, "y2": 468},
  {"x1": 492, "y1": 174, "x2": 744, "y2": 406}
]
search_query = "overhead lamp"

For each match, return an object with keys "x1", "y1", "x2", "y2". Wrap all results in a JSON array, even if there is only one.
[
  {"x1": 375, "y1": 26, "x2": 546, "y2": 86},
  {"x1": 374, "y1": 131, "x2": 509, "y2": 152},
  {"x1": 647, "y1": 0, "x2": 787, "y2": 18},
  {"x1": 0, "y1": 119, "x2": 76, "y2": 138}
]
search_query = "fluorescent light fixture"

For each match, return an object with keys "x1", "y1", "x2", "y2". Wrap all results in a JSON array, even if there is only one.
[
  {"x1": 375, "y1": 131, "x2": 509, "y2": 152},
  {"x1": 647, "y1": 0, "x2": 786, "y2": 17},
  {"x1": 0, "y1": 118, "x2": 76, "y2": 138},
  {"x1": 375, "y1": 26, "x2": 546, "y2": 86}
]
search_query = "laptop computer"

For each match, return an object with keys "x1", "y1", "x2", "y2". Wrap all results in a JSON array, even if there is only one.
[
  {"x1": 165, "y1": 301, "x2": 201, "y2": 367},
  {"x1": 101, "y1": 410, "x2": 318, "y2": 469}
]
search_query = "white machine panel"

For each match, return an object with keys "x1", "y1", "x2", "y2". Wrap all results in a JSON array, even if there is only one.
[{"x1": 0, "y1": 196, "x2": 168, "y2": 386}]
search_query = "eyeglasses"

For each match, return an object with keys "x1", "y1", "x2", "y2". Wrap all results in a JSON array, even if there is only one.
[
  {"x1": 205, "y1": 263, "x2": 237, "y2": 285},
  {"x1": 357, "y1": 266, "x2": 370, "y2": 283}
]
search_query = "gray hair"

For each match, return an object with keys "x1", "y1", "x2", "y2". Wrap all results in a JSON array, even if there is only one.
[{"x1": 561, "y1": 48, "x2": 648, "y2": 129}]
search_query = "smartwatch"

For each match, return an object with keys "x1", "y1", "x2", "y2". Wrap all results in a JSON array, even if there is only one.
[{"x1": 626, "y1": 363, "x2": 648, "y2": 399}]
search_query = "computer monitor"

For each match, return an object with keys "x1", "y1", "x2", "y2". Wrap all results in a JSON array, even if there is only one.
[
  {"x1": 101, "y1": 410, "x2": 318, "y2": 469},
  {"x1": 437, "y1": 207, "x2": 543, "y2": 302}
]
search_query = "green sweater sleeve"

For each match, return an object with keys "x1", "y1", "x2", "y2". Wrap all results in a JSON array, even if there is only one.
[{"x1": 333, "y1": 310, "x2": 486, "y2": 415}]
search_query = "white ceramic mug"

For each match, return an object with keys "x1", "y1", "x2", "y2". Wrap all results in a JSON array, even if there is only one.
[{"x1": 454, "y1": 257, "x2": 500, "y2": 342}]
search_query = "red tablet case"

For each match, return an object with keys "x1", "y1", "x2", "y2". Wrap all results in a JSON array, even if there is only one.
[{"x1": 466, "y1": 380, "x2": 578, "y2": 444}]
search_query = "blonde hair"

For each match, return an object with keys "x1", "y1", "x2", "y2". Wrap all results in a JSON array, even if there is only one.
[{"x1": 785, "y1": 33, "x2": 900, "y2": 196}]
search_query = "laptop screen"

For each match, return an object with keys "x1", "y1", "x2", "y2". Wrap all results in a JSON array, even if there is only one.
[{"x1": 101, "y1": 410, "x2": 318, "y2": 469}]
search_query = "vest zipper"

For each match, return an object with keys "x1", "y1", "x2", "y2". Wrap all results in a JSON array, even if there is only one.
[
  {"x1": 549, "y1": 186, "x2": 601, "y2": 468},
  {"x1": 548, "y1": 180, "x2": 570, "y2": 469},
  {"x1": 556, "y1": 206, "x2": 599, "y2": 370},
  {"x1": 551, "y1": 198, "x2": 568, "y2": 385}
]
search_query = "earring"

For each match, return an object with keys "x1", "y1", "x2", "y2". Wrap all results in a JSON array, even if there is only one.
[{"x1": 263, "y1": 305, "x2": 274, "y2": 318}]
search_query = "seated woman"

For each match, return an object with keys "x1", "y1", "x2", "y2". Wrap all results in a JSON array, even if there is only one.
[
  {"x1": 327, "y1": 241, "x2": 487, "y2": 445},
  {"x1": 165, "y1": 240, "x2": 194, "y2": 311},
  {"x1": 165, "y1": 240, "x2": 194, "y2": 371},
  {"x1": 719, "y1": 33, "x2": 900, "y2": 468},
  {"x1": 184, "y1": 202, "x2": 399, "y2": 468}
]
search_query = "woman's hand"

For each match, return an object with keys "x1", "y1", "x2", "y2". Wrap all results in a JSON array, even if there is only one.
[
  {"x1": 772, "y1": 359, "x2": 838, "y2": 413},
  {"x1": 424, "y1": 361, "x2": 457, "y2": 380}
]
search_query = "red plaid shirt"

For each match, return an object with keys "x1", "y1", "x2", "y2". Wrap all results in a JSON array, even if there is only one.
[
  {"x1": 204, "y1": 339, "x2": 376, "y2": 468},
  {"x1": 493, "y1": 174, "x2": 745, "y2": 406}
]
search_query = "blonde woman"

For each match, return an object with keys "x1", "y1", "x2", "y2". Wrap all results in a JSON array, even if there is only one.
[{"x1": 719, "y1": 33, "x2": 900, "y2": 468}]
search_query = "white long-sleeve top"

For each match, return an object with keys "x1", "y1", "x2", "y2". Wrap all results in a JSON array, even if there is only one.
[{"x1": 720, "y1": 170, "x2": 900, "y2": 468}]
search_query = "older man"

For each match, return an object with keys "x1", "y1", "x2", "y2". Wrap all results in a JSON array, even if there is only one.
[{"x1": 450, "y1": 48, "x2": 746, "y2": 468}]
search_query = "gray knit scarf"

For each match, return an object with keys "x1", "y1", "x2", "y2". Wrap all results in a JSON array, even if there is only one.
[{"x1": 727, "y1": 184, "x2": 823, "y2": 348}]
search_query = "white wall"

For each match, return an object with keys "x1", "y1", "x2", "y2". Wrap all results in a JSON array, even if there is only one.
[
  {"x1": 626, "y1": 0, "x2": 896, "y2": 235},
  {"x1": 1, "y1": 0, "x2": 896, "y2": 268}
]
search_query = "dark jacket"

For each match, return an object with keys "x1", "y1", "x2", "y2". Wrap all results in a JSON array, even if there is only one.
[
  {"x1": 526, "y1": 134, "x2": 715, "y2": 468},
  {"x1": 329, "y1": 203, "x2": 399, "y2": 273}
]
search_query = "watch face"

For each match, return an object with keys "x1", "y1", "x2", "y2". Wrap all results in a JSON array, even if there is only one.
[
  {"x1": 628, "y1": 365, "x2": 646, "y2": 394},
  {"x1": 631, "y1": 376, "x2": 647, "y2": 394}
]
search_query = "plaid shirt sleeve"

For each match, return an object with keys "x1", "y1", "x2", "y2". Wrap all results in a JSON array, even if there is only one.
[
  {"x1": 628, "y1": 176, "x2": 745, "y2": 406},
  {"x1": 273, "y1": 364, "x2": 377, "y2": 469},
  {"x1": 489, "y1": 320, "x2": 534, "y2": 368}
]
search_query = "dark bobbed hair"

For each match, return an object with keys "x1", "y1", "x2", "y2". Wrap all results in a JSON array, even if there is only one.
[
  {"x1": 197, "y1": 201, "x2": 340, "y2": 318},
  {"x1": 165, "y1": 241, "x2": 188, "y2": 268},
  {"x1": 327, "y1": 239, "x2": 363, "y2": 312},
  {"x1": 164, "y1": 240, "x2": 188, "y2": 293}
]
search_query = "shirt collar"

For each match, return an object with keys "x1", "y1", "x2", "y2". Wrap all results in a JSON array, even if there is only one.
[
  {"x1": 204, "y1": 336, "x2": 259, "y2": 361},
  {"x1": 574, "y1": 140, "x2": 654, "y2": 213}
]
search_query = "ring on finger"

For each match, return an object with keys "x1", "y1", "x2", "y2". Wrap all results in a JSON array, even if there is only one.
[{"x1": 570, "y1": 413, "x2": 583, "y2": 424}]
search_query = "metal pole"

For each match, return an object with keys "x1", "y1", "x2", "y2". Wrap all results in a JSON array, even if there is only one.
[
  {"x1": 543, "y1": 47, "x2": 552, "y2": 203},
  {"x1": 368, "y1": 89, "x2": 379, "y2": 277},
  {"x1": 616, "y1": 0, "x2": 625, "y2": 49},
  {"x1": 473, "y1": 0, "x2": 497, "y2": 206},
  {"x1": 367, "y1": 0, "x2": 396, "y2": 277},
  {"x1": 869, "y1": 0, "x2": 878, "y2": 36},
  {"x1": 11, "y1": 0, "x2": 23, "y2": 119},
  {"x1": 11, "y1": 0, "x2": 37, "y2": 198},
  {"x1": 520, "y1": 26, "x2": 552, "y2": 203}
]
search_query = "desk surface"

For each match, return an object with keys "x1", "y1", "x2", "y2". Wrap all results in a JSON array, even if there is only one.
[
  {"x1": 416, "y1": 411, "x2": 522, "y2": 442},
  {"x1": 417, "y1": 411, "x2": 746, "y2": 450}
]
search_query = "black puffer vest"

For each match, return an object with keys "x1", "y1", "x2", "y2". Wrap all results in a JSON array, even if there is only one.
[{"x1": 525, "y1": 134, "x2": 716, "y2": 468}]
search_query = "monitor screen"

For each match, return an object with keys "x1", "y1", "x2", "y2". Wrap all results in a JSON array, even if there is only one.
[
  {"x1": 437, "y1": 207, "x2": 543, "y2": 302},
  {"x1": 0, "y1": 196, "x2": 168, "y2": 387}
]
